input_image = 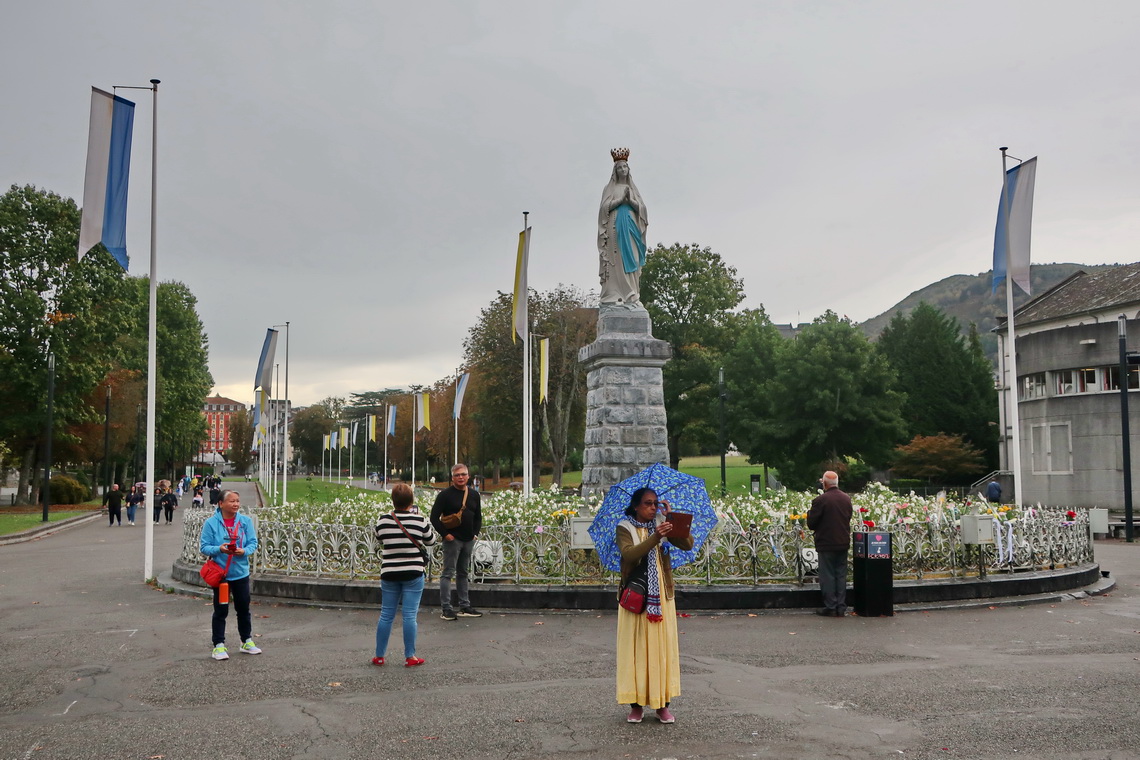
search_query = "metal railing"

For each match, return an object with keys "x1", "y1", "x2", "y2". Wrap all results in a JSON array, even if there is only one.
[{"x1": 178, "y1": 507, "x2": 1094, "y2": 585}]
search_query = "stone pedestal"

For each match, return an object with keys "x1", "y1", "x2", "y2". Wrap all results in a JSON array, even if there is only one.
[{"x1": 578, "y1": 306, "x2": 671, "y2": 496}]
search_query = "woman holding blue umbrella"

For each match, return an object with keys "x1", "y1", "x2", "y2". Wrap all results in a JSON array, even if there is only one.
[{"x1": 615, "y1": 487, "x2": 694, "y2": 724}]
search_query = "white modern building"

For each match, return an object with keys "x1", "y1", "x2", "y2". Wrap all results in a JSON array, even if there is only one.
[{"x1": 997, "y1": 263, "x2": 1140, "y2": 508}]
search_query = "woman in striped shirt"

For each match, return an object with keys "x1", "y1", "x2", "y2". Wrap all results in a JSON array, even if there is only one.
[{"x1": 373, "y1": 483, "x2": 437, "y2": 667}]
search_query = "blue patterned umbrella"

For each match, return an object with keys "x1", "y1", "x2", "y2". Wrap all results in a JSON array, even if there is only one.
[{"x1": 588, "y1": 463, "x2": 717, "y2": 571}]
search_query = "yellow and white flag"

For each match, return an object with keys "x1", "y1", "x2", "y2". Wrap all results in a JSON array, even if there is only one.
[
  {"x1": 322, "y1": 433, "x2": 329, "y2": 451},
  {"x1": 340, "y1": 426, "x2": 349, "y2": 448},
  {"x1": 416, "y1": 393, "x2": 431, "y2": 431},
  {"x1": 539, "y1": 338, "x2": 549, "y2": 404},
  {"x1": 368, "y1": 414, "x2": 377, "y2": 442}
]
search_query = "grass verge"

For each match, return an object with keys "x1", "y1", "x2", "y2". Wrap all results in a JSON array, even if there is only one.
[{"x1": 0, "y1": 511, "x2": 88, "y2": 536}]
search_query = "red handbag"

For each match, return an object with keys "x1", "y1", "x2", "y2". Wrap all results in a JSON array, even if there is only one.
[
  {"x1": 200, "y1": 524, "x2": 237, "y2": 587},
  {"x1": 199, "y1": 555, "x2": 232, "y2": 588},
  {"x1": 619, "y1": 556, "x2": 649, "y2": 614}
]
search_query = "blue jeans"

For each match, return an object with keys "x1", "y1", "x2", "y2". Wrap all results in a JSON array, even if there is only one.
[
  {"x1": 817, "y1": 550, "x2": 849, "y2": 614},
  {"x1": 375, "y1": 575, "x2": 425, "y2": 659},
  {"x1": 439, "y1": 538, "x2": 474, "y2": 612}
]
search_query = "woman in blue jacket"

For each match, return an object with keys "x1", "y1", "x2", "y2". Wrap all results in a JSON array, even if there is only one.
[{"x1": 199, "y1": 490, "x2": 261, "y2": 661}]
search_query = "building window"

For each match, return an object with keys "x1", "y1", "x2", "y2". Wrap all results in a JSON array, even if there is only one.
[
  {"x1": 1104, "y1": 366, "x2": 1140, "y2": 391},
  {"x1": 1055, "y1": 369, "x2": 1077, "y2": 395},
  {"x1": 1030, "y1": 422, "x2": 1073, "y2": 475},
  {"x1": 1020, "y1": 373, "x2": 1047, "y2": 400}
]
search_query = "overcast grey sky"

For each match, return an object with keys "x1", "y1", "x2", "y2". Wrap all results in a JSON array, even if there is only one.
[{"x1": 3, "y1": 2, "x2": 1138, "y2": 407}]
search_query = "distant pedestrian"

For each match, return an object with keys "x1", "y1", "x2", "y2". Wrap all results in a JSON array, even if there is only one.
[
  {"x1": 209, "y1": 485, "x2": 222, "y2": 506},
  {"x1": 986, "y1": 480, "x2": 1002, "y2": 504},
  {"x1": 430, "y1": 463, "x2": 484, "y2": 621},
  {"x1": 372, "y1": 482, "x2": 436, "y2": 667},
  {"x1": 807, "y1": 470, "x2": 853, "y2": 617},
  {"x1": 103, "y1": 484, "x2": 124, "y2": 527},
  {"x1": 199, "y1": 489, "x2": 261, "y2": 661},
  {"x1": 192, "y1": 487, "x2": 205, "y2": 508},
  {"x1": 125, "y1": 486, "x2": 143, "y2": 526},
  {"x1": 159, "y1": 487, "x2": 178, "y2": 524}
]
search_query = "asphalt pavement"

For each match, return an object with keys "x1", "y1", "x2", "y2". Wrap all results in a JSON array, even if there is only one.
[{"x1": 2, "y1": 481, "x2": 1139, "y2": 760}]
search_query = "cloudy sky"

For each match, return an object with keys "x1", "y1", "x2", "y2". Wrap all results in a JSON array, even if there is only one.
[{"x1": 4, "y1": 2, "x2": 1139, "y2": 407}]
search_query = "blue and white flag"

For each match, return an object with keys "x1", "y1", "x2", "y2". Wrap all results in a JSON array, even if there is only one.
[
  {"x1": 993, "y1": 157, "x2": 1037, "y2": 295},
  {"x1": 254, "y1": 329, "x2": 279, "y2": 391},
  {"x1": 386, "y1": 405, "x2": 396, "y2": 437},
  {"x1": 453, "y1": 372, "x2": 470, "y2": 419},
  {"x1": 78, "y1": 87, "x2": 136, "y2": 270}
]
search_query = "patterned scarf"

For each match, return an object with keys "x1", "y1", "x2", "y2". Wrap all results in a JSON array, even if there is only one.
[{"x1": 631, "y1": 518, "x2": 665, "y2": 622}]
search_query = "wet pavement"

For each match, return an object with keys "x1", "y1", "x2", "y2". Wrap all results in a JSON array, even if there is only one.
[{"x1": 1, "y1": 480, "x2": 1138, "y2": 759}]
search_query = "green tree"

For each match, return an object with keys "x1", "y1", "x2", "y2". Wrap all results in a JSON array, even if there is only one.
[
  {"x1": 877, "y1": 303, "x2": 998, "y2": 467},
  {"x1": 641, "y1": 243, "x2": 745, "y2": 467},
  {"x1": 290, "y1": 397, "x2": 343, "y2": 473},
  {"x1": 0, "y1": 185, "x2": 129, "y2": 503},
  {"x1": 463, "y1": 286, "x2": 594, "y2": 485},
  {"x1": 226, "y1": 407, "x2": 255, "y2": 475},
  {"x1": 117, "y1": 278, "x2": 213, "y2": 480},
  {"x1": 723, "y1": 308, "x2": 784, "y2": 468},
  {"x1": 761, "y1": 312, "x2": 907, "y2": 489}
]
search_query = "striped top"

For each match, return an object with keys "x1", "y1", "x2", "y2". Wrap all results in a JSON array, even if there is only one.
[{"x1": 374, "y1": 511, "x2": 437, "y2": 580}]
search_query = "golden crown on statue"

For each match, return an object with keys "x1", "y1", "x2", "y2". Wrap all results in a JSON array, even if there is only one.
[{"x1": 610, "y1": 147, "x2": 630, "y2": 162}]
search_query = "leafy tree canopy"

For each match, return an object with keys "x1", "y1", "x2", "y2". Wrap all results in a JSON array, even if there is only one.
[{"x1": 641, "y1": 243, "x2": 744, "y2": 465}]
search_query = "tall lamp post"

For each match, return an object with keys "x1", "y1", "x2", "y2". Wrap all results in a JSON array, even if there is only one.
[
  {"x1": 272, "y1": 322, "x2": 290, "y2": 504},
  {"x1": 1119, "y1": 315, "x2": 1135, "y2": 542},
  {"x1": 42, "y1": 353, "x2": 55, "y2": 522},
  {"x1": 104, "y1": 384, "x2": 112, "y2": 495}
]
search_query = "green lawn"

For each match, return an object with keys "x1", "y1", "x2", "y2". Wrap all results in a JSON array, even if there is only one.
[
  {"x1": 0, "y1": 511, "x2": 87, "y2": 536},
  {"x1": 536, "y1": 455, "x2": 769, "y2": 495},
  {"x1": 270, "y1": 478, "x2": 373, "y2": 505}
]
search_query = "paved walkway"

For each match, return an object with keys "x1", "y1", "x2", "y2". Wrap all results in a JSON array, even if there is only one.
[{"x1": 1, "y1": 487, "x2": 1139, "y2": 759}]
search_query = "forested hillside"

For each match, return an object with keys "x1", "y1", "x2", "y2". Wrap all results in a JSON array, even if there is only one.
[{"x1": 859, "y1": 263, "x2": 1118, "y2": 362}]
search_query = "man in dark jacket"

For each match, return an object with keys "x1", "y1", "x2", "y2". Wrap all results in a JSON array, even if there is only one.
[
  {"x1": 807, "y1": 470, "x2": 853, "y2": 617},
  {"x1": 430, "y1": 463, "x2": 483, "y2": 621}
]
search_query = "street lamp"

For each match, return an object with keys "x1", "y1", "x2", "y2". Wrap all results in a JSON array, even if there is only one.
[{"x1": 272, "y1": 322, "x2": 290, "y2": 504}]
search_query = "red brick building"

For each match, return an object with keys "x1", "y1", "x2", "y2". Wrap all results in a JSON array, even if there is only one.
[{"x1": 202, "y1": 395, "x2": 246, "y2": 458}]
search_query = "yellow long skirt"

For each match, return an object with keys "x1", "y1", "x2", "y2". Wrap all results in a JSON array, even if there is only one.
[{"x1": 615, "y1": 553, "x2": 681, "y2": 709}]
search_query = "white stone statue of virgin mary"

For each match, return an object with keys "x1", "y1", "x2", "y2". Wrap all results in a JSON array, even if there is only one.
[{"x1": 597, "y1": 148, "x2": 648, "y2": 307}]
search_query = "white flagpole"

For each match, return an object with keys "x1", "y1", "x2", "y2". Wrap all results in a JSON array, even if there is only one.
[
  {"x1": 1001, "y1": 147, "x2": 1025, "y2": 507},
  {"x1": 521, "y1": 213, "x2": 532, "y2": 498},
  {"x1": 411, "y1": 396, "x2": 417, "y2": 490},
  {"x1": 454, "y1": 371, "x2": 460, "y2": 465},
  {"x1": 350, "y1": 424, "x2": 355, "y2": 487},
  {"x1": 384, "y1": 406, "x2": 391, "y2": 490},
  {"x1": 364, "y1": 415, "x2": 370, "y2": 489},
  {"x1": 140, "y1": 79, "x2": 159, "y2": 581}
]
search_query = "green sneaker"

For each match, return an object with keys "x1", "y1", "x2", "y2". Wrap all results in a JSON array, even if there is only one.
[
  {"x1": 211, "y1": 645, "x2": 229, "y2": 661},
  {"x1": 240, "y1": 639, "x2": 262, "y2": 655}
]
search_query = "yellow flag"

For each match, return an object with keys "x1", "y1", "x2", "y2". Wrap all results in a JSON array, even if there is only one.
[
  {"x1": 539, "y1": 337, "x2": 549, "y2": 403},
  {"x1": 511, "y1": 227, "x2": 530, "y2": 343},
  {"x1": 417, "y1": 393, "x2": 431, "y2": 431},
  {"x1": 368, "y1": 414, "x2": 377, "y2": 442}
]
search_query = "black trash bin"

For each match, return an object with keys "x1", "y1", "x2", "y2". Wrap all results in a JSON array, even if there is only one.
[{"x1": 852, "y1": 531, "x2": 894, "y2": 617}]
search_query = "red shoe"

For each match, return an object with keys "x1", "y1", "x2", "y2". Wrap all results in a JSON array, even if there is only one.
[
  {"x1": 404, "y1": 656, "x2": 425, "y2": 667},
  {"x1": 371, "y1": 657, "x2": 385, "y2": 666}
]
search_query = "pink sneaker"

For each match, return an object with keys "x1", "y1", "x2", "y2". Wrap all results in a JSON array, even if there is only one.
[
  {"x1": 655, "y1": 707, "x2": 676, "y2": 724},
  {"x1": 626, "y1": 706, "x2": 643, "y2": 723}
]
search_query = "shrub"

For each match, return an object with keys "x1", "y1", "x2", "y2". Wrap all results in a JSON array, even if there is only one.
[{"x1": 50, "y1": 475, "x2": 91, "y2": 504}]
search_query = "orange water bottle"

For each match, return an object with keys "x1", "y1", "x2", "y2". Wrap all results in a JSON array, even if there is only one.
[{"x1": 218, "y1": 581, "x2": 229, "y2": 604}]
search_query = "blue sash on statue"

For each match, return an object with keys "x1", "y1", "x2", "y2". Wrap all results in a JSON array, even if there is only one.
[{"x1": 615, "y1": 204, "x2": 646, "y2": 274}]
